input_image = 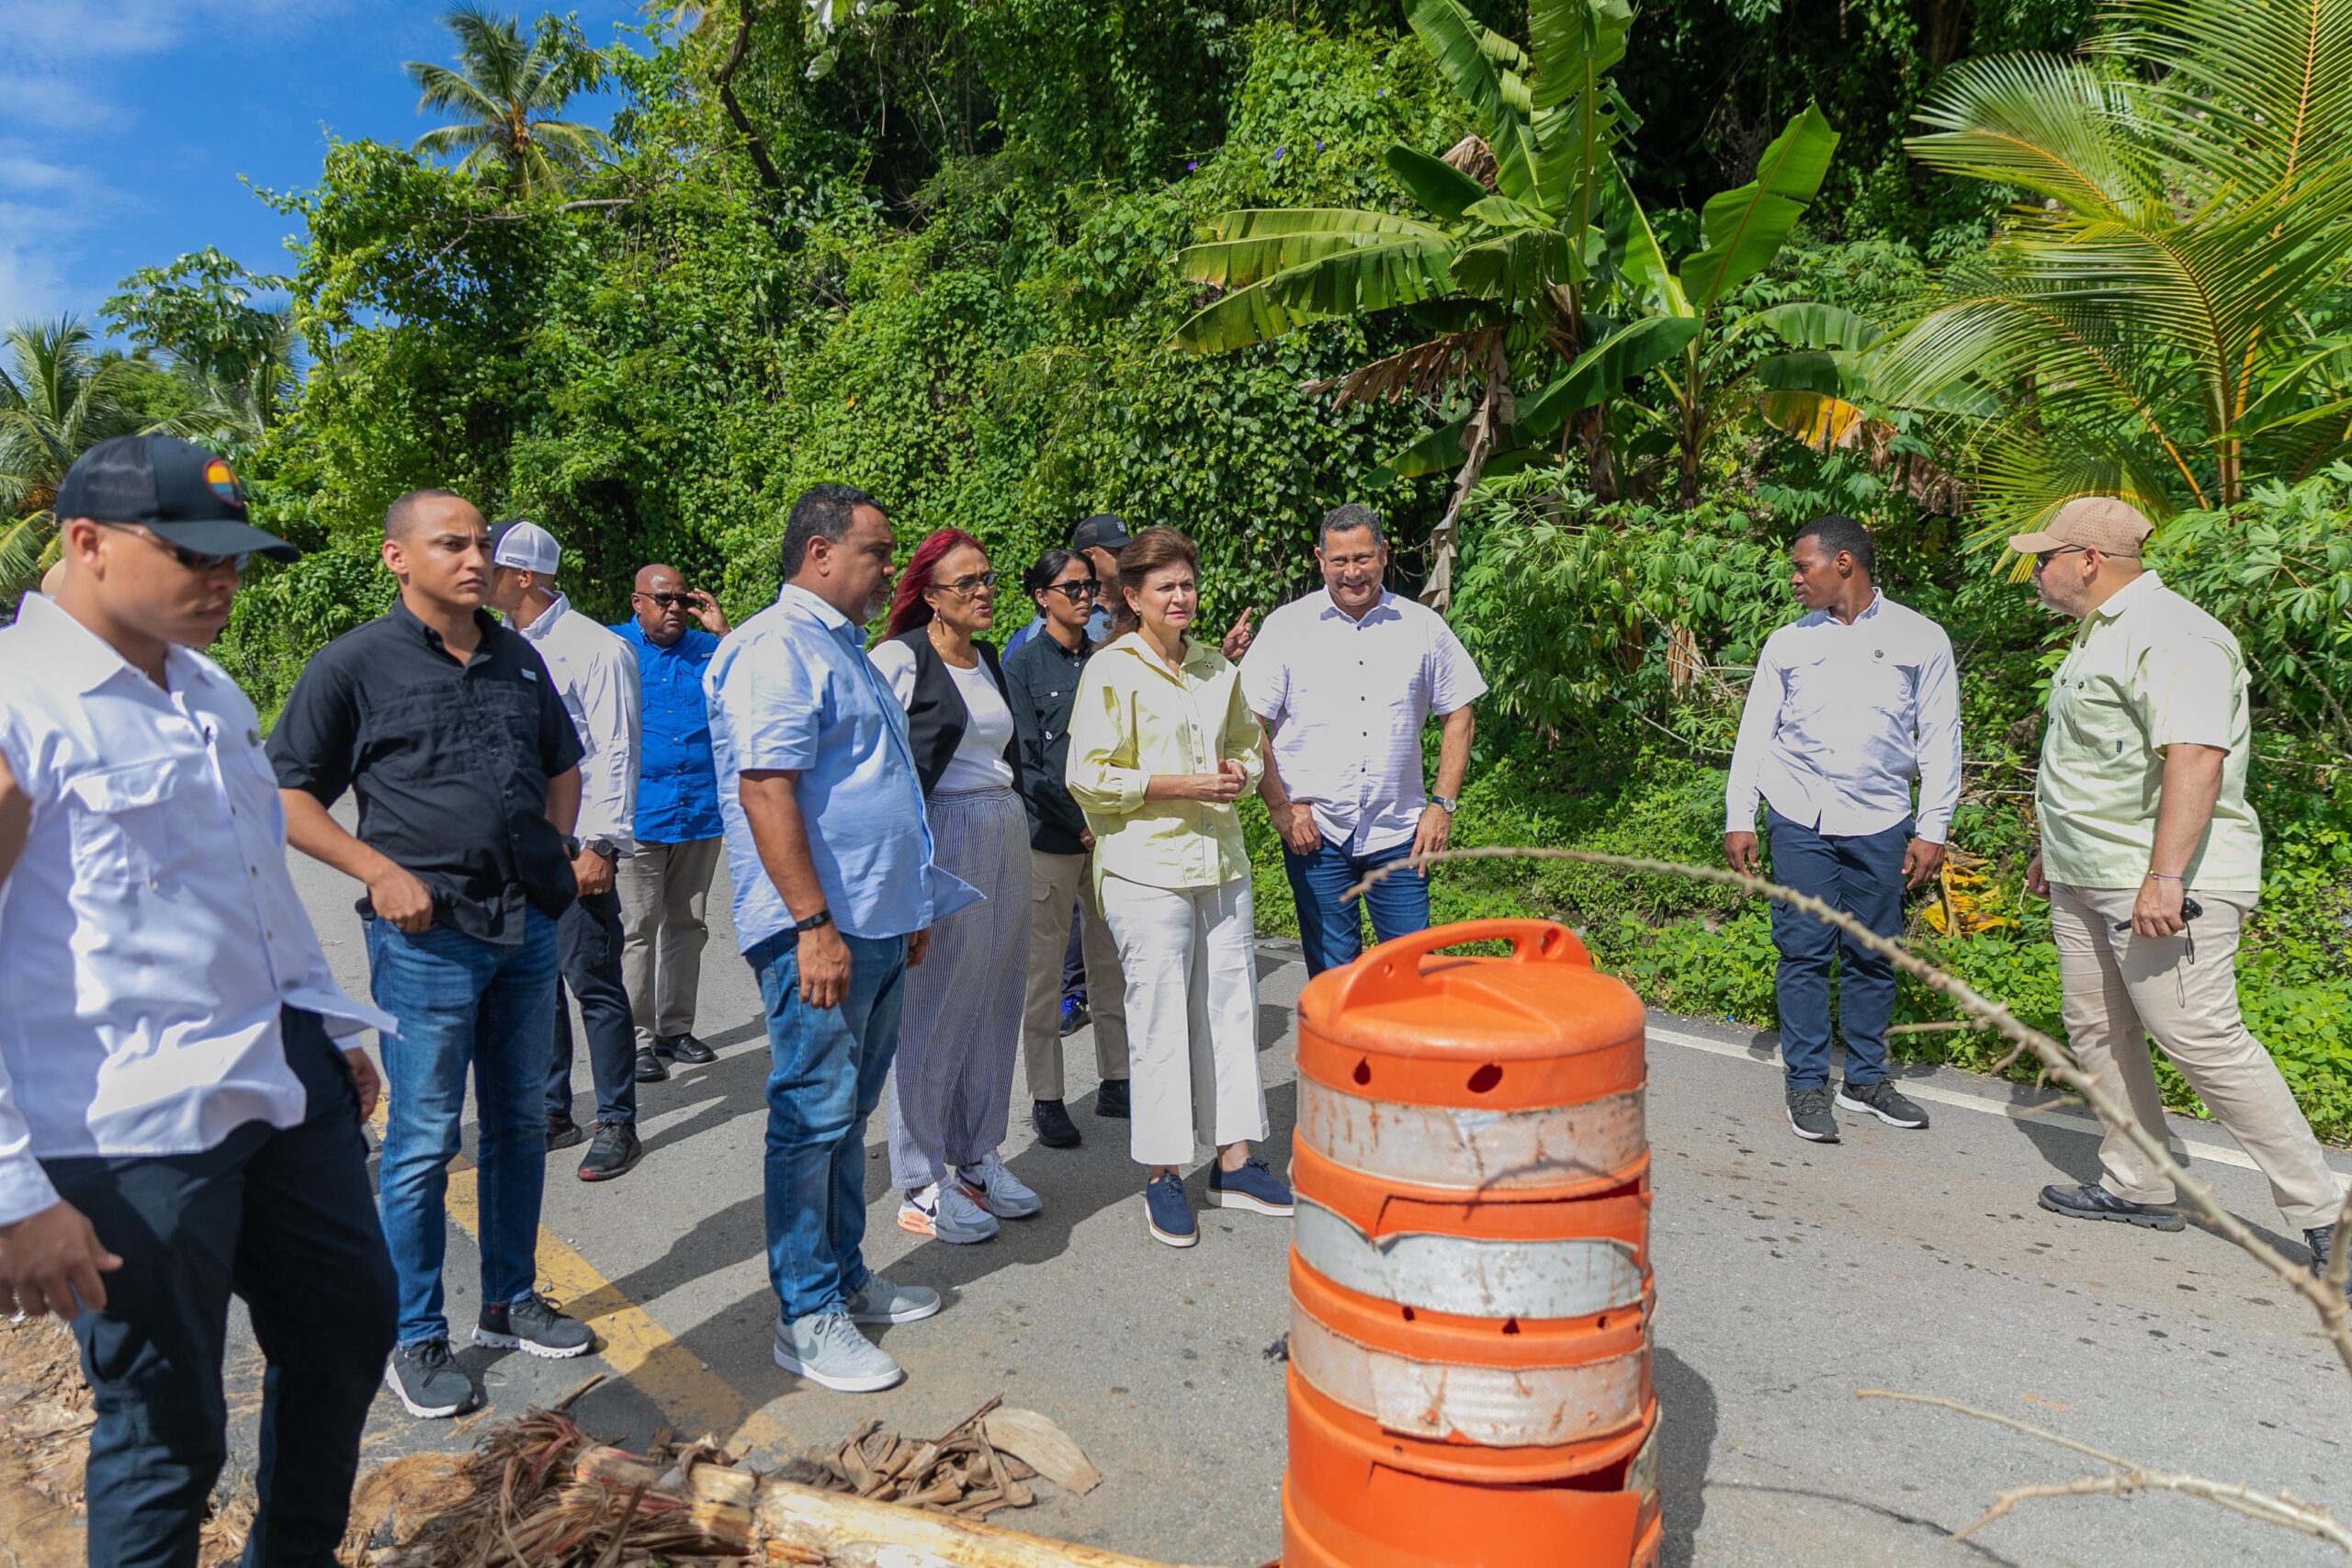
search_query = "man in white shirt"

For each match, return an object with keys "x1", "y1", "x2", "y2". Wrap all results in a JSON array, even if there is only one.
[
  {"x1": 487, "y1": 519, "x2": 647, "y2": 1183},
  {"x1": 1242, "y1": 504, "x2": 1487, "y2": 975},
  {"x1": 1725, "y1": 515, "x2": 1961, "y2": 1143},
  {"x1": 0, "y1": 435, "x2": 398, "y2": 1568}
]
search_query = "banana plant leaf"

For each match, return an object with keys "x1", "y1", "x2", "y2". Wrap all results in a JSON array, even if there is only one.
[
  {"x1": 1172, "y1": 237, "x2": 1455, "y2": 351},
  {"x1": 1385, "y1": 144, "x2": 1490, "y2": 220},
  {"x1": 1678, "y1": 103, "x2": 1839, "y2": 307},
  {"x1": 1516, "y1": 314, "x2": 1702, "y2": 434},
  {"x1": 1451, "y1": 227, "x2": 1580, "y2": 302},
  {"x1": 1180, "y1": 209, "x2": 1452, "y2": 288},
  {"x1": 1408, "y1": 0, "x2": 1544, "y2": 208},
  {"x1": 1374, "y1": 414, "x2": 1474, "y2": 480}
]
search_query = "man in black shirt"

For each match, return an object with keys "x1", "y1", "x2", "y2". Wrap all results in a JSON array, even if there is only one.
[
  {"x1": 1001, "y1": 548, "x2": 1129, "y2": 1150},
  {"x1": 271, "y1": 489, "x2": 596, "y2": 1422}
]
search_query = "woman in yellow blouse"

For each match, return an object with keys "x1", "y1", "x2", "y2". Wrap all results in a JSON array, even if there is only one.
[{"x1": 1066, "y1": 526, "x2": 1292, "y2": 1247}]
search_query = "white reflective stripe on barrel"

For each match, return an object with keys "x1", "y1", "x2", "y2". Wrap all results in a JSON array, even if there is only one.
[
  {"x1": 1295, "y1": 1199, "x2": 1644, "y2": 1320},
  {"x1": 1299, "y1": 1077, "x2": 1645, "y2": 1191},
  {"x1": 1289, "y1": 1307, "x2": 1649, "y2": 1448}
]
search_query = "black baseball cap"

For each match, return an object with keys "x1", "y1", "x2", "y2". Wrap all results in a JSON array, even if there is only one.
[
  {"x1": 53, "y1": 435, "x2": 298, "y2": 561},
  {"x1": 1070, "y1": 513, "x2": 1131, "y2": 554}
]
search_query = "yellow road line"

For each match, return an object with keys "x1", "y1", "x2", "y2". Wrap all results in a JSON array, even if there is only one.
[{"x1": 373, "y1": 1098, "x2": 787, "y2": 1452}]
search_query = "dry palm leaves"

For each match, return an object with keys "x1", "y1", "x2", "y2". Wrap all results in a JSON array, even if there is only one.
[{"x1": 802, "y1": 1395, "x2": 1047, "y2": 1518}]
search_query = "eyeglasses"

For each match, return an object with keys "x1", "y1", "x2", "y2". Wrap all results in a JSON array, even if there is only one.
[
  {"x1": 938, "y1": 570, "x2": 999, "y2": 595},
  {"x1": 2033, "y1": 545, "x2": 2088, "y2": 570},
  {"x1": 96, "y1": 520, "x2": 249, "y2": 572},
  {"x1": 635, "y1": 591, "x2": 695, "y2": 609},
  {"x1": 1043, "y1": 580, "x2": 1100, "y2": 603}
]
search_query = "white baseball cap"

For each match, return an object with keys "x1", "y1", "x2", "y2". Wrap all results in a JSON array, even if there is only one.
[{"x1": 491, "y1": 518, "x2": 561, "y2": 576}]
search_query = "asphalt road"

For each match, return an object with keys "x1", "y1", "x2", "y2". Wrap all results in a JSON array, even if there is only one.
[{"x1": 251, "y1": 832, "x2": 2352, "y2": 1568}]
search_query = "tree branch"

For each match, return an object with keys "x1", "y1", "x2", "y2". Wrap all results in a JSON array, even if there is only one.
[
  {"x1": 1346, "y1": 845, "x2": 2352, "y2": 1375},
  {"x1": 715, "y1": 0, "x2": 788, "y2": 197}
]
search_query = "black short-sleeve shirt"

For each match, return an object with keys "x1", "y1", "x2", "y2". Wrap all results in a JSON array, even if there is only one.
[{"x1": 268, "y1": 599, "x2": 585, "y2": 944}]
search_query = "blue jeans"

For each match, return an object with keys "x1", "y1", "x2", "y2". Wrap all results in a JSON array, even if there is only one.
[
  {"x1": 47, "y1": 1010, "x2": 395, "y2": 1568},
  {"x1": 366, "y1": 909, "x2": 560, "y2": 1347},
  {"x1": 751, "y1": 928, "x2": 908, "y2": 1321},
  {"x1": 1283, "y1": 834, "x2": 1432, "y2": 976},
  {"x1": 1764, "y1": 807, "x2": 1909, "y2": 1090}
]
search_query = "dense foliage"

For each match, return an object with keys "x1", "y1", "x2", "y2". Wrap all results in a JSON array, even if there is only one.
[{"x1": 14, "y1": 0, "x2": 2350, "y2": 1135}]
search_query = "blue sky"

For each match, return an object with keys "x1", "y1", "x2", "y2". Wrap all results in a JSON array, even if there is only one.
[{"x1": 0, "y1": 0, "x2": 654, "y2": 333}]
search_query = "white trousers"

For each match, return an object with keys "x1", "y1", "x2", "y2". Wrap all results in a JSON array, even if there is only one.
[{"x1": 1097, "y1": 874, "x2": 1268, "y2": 1168}]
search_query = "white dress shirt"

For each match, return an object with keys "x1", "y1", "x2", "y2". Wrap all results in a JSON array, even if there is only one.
[
  {"x1": 0, "y1": 594, "x2": 394, "y2": 1226},
  {"x1": 519, "y1": 593, "x2": 641, "y2": 846},
  {"x1": 1725, "y1": 590, "x2": 1962, "y2": 842},
  {"x1": 1239, "y1": 588, "x2": 1488, "y2": 855}
]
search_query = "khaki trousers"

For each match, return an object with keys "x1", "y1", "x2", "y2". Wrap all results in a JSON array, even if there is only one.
[
  {"x1": 2051, "y1": 882, "x2": 2346, "y2": 1231},
  {"x1": 616, "y1": 837, "x2": 723, "y2": 1049},
  {"x1": 1098, "y1": 874, "x2": 1268, "y2": 1168},
  {"x1": 1020, "y1": 850, "x2": 1130, "y2": 1101}
]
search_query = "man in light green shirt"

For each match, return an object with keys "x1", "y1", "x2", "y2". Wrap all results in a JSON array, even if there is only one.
[{"x1": 2018, "y1": 498, "x2": 2346, "y2": 1286}]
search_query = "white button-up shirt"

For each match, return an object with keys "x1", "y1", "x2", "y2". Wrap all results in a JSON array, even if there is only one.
[
  {"x1": 519, "y1": 593, "x2": 640, "y2": 846},
  {"x1": 0, "y1": 594, "x2": 393, "y2": 1226},
  {"x1": 1725, "y1": 591, "x2": 1962, "y2": 842},
  {"x1": 1239, "y1": 588, "x2": 1488, "y2": 854}
]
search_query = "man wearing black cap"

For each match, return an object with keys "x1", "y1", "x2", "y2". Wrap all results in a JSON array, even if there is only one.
[
  {"x1": 270, "y1": 489, "x2": 596, "y2": 1422},
  {"x1": 0, "y1": 435, "x2": 400, "y2": 1568}
]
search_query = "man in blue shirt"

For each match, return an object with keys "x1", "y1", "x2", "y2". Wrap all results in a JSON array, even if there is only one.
[
  {"x1": 706, "y1": 483, "x2": 978, "y2": 1395},
  {"x1": 611, "y1": 564, "x2": 730, "y2": 1086}
]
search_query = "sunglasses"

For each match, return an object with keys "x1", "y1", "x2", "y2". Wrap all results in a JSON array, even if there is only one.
[
  {"x1": 2033, "y1": 546, "x2": 2088, "y2": 569},
  {"x1": 937, "y1": 570, "x2": 999, "y2": 595},
  {"x1": 635, "y1": 591, "x2": 697, "y2": 609},
  {"x1": 97, "y1": 520, "x2": 249, "y2": 572},
  {"x1": 1043, "y1": 580, "x2": 1100, "y2": 603}
]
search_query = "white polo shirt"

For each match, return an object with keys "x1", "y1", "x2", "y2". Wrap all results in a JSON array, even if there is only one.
[
  {"x1": 1239, "y1": 588, "x2": 1487, "y2": 855},
  {"x1": 0, "y1": 594, "x2": 393, "y2": 1227},
  {"x1": 518, "y1": 592, "x2": 641, "y2": 846}
]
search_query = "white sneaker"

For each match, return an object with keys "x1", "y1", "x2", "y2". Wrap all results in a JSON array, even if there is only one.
[
  {"x1": 957, "y1": 1151, "x2": 1042, "y2": 1219},
  {"x1": 898, "y1": 1179, "x2": 999, "y2": 1244},
  {"x1": 774, "y1": 1310, "x2": 903, "y2": 1393}
]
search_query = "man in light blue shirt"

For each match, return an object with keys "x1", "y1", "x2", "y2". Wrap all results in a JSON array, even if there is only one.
[
  {"x1": 1724, "y1": 515, "x2": 1961, "y2": 1145},
  {"x1": 706, "y1": 483, "x2": 978, "y2": 1395}
]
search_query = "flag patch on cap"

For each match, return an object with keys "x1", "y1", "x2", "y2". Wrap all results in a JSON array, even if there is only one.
[{"x1": 204, "y1": 458, "x2": 246, "y2": 510}]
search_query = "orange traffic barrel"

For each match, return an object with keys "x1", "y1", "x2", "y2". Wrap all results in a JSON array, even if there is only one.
[{"x1": 1283, "y1": 919, "x2": 1660, "y2": 1568}]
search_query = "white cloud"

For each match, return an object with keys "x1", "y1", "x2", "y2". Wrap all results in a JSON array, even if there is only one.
[
  {"x1": 7, "y1": 0, "x2": 343, "y2": 68},
  {"x1": 0, "y1": 199, "x2": 85, "y2": 324}
]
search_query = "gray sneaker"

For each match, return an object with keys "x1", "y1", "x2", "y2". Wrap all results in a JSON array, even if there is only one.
[
  {"x1": 774, "y1": 1310, "x2": 904, "y2": 1393},
  {"x1": 384, "y1": 1338, "x2": 480, "y2": 1418},
  {"x1": 1786, "y1": 1086, "x2": 1840, "y2": 1143},
  {"x1": 845, "y1": 1272, "x2": 943, "y2": 1325}
]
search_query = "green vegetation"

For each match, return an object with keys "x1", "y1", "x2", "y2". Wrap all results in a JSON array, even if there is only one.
[{"x1": 7, "y1": 0, "x2": 2347, "y2": 1137}]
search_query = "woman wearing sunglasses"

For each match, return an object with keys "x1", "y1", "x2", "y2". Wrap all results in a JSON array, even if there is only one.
[
  {"x1": 867, "y1": 529, "x2": 1038, "y2": 1245},
  {"x1": 1003, "y1": 551, "x2": 1131, "y2": 1152}
]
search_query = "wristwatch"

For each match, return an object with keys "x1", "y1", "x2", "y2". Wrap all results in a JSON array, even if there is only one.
[
  {"x1": 1430, "y1": 795, "x2": 1459, "y2": 814},
  {"x1": 584, "y1": 836, "x2": 622, "y2": 862},
  {"x1": 792, "y1": 907, "x2": 836, "y2": 934},
  {"x1": 561, "y1": 834, "x2": 583, "y2": 857}
]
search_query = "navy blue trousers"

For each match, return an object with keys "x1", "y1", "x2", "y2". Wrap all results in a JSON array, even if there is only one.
[
  {"x1": 1765, "y1": 807, "x2": 1910, "y2": 1089},
  {"x1": 44, "y1": 1009, "x2": 396, "y2": 1568}
]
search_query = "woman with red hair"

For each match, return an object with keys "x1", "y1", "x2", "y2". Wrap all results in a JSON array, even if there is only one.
[{"x1": 866, "y1": 529, "x2": 1038, "y2": 1245}]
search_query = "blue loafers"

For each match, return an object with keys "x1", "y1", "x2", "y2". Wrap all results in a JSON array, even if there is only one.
[{"x1": 1207, "y1": 1156, "x2": 1295, "y2": 1217}]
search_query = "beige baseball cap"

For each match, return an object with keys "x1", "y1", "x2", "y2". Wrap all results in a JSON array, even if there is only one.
[{"x1": 2007, "y1": 496, "x2": 2154, "y2": 558}]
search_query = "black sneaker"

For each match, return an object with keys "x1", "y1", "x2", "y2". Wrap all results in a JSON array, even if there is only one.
[
  {"x1": 632, "y1": 1048, "x2": 670, "y2": 1084},
  {"x1": 1057, "y1": 998, "x2": 1089, "y2": 1038},
  {"x1": 577, "y1": 1121, "x2": 642, "y2": 1182},
  {"x1": 1095, "y1": 1077, "x2": 1130, "y2": 1120},
  {"x1": 654, "y1": 1032, "x2": 717, "y2": 1065},
  {"x1": 475, "y1": 1293, "x2": 595, "y2": 1359},
  {"x1": 1786, "y1": 1086, "x2": 1839, "y2": 1143},
  {"x1": 1837, "y1": 1079, "x2": 1930, "y2": 1130},
  {"x1": 2305, "y1": 1224, "x2": 2349, "y2": 1299},
  {"x1": 384, "y1": 1339, "x2": 480, "y2": 1419},
  {"x1": 2038, "y1": 1181, "x2": 2185, "y2": 1231},
  {"x1": 546, "y1": 1111, "x2": 585, "y2": 1153},
  {"x1": 1032, "y1": 1099, "x2": 1082, "y2": 1149}
]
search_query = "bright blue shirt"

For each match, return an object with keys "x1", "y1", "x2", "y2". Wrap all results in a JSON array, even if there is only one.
[
  {"x1": 706, "y1": 584, "x2": 980, "y2": 948},
  {"x1": 611, "y1": 619, "x2": 724, "y2": 843},
  {"x1": 1003, "y1": 603, "x2": 1110, "y2": 656}
]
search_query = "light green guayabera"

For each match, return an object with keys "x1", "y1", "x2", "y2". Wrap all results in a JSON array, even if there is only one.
[
  {"x1": 1170, "y1": 0, "x2": 1846, "y2": 602},
  {"x1": 1875, "y1": 0, "x2": 2352, "y2": 558}
]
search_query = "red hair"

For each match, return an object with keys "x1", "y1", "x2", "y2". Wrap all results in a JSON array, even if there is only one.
[{"x1": 886, "y1": 527, "x2": 987, "y2": 638}]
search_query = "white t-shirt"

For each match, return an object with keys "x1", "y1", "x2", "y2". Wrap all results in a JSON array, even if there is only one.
[{"x1": 870, "y1": 638, "x2": 1018, "y2": 793}]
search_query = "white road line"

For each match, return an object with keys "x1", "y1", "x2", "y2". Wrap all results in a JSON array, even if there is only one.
[{"x1": 1643, "y1": 1022, "x2": 2295, "y2": 1175}]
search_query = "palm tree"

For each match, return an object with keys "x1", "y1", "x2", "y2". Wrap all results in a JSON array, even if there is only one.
[
  {"x1": 0, "y1": 318, "x2": 163, "y2": 599},
  {"x1": 1879, "y1": 0, "x2": 2352, "y2": 551},
  {"x1": 176, "y1": 310, "x2": 304, "y2": 450},
  {"x1": 406, "y1": 3, "x2": 612, "y2": 197}
]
